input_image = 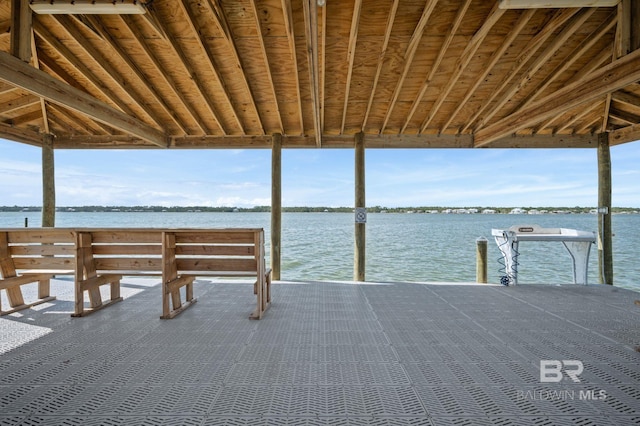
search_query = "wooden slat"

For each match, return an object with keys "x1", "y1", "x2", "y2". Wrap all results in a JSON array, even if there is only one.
[
  {"x1": 173, "y1": 230, "x2": 259, "y2": 244},
  {"x1": 91, "y1": 244, "x2": 162, "y2": 256},
  {"x1": 10, "y1": 244, "x2": 74, "y2": 256},
  {"x1": 94, "y1": 258, "x2": 163, "y2": 271},
  {"x1": 4, "y1": 229, "x2": 75, "y2": 244},
  {"x1": 89, "y1": 230, "x2": 163, "y2": 244},
  {"x1": 175, "y1": 258, "x2": 257, "y2": 273},
  {"x1": 175, "y1": 245, "x2": 254, "y2": 256},
  {"x1": 13, "y1": 257, "x2": 75, "y2": 270}
]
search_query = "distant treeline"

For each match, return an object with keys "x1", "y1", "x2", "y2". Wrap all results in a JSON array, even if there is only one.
[{"x1": 2, "y1": 205, "x2": 639, "y2": 214}]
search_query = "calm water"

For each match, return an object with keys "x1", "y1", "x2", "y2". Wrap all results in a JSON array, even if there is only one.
[{"x1": 1, "y1": 211, "x2": 638, "y2": 291}]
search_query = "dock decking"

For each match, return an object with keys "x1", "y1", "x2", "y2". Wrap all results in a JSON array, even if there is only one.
[{"x1": 1, "y1": 278, "x2": 639, "y2": 425}]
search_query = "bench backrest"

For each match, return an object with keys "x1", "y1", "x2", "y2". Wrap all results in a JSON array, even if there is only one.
[
  {"x1": 0, "y1": 229, "x2": 76, "y2": 276},
  {"x1": 163, "y1": 229, "x2": 265, "y2": 277}
]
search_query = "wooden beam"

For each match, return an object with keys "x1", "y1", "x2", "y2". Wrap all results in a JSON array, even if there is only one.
[
  {"x1": 302, "y1": 0, "x2": 322, "y2": 146},
  {"x1": 281, "y1": 0, "x2": 304, "y2": 135},
  {"x1": 474, "y1": 47, "x2": 640, "y2": 147},
  {"x1": 271, "y1": 133, "x2": 282, "y2": 280},
  {"x1": 354, "y1": 131, "x2": 365, "y2": 281},
  {"x1": 422, "y1": 2, "x2": 507, "y2": 133},
  {"x1": 402, "y1": 0, "x2": 472, "y2": 133},
  {"x1": 340, "y1": 0, "x2": 362, "y2": 134},
  {"x1": 10, "y1": 0, "x2": 31, "y2": 62},
  {"x1": 609, "y1": 122, "x2": 640, "y2": 145},
  {"x1": 49, "y1": 132, "x2": 599, "y2": 150},
  {"x1": 597, "y1": 132, "x2": 613, "y2": 285},
  {"x1": 0, "y1": 50, "x2": 167, "y2": 147},
  {"x1": 362, "y1": 0, "x2": 398, "y2": 130},
  {"x1": 0, "y1": 120, "x2": 42, "y2": 146},
  {"x1": 381, "y1": 0, "x2": 439, "y2": 132}
]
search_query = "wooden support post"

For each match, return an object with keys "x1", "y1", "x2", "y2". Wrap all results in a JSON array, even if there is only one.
[
  {"x1": 10, "y1": 0, "x2": 32, "y2": 62},
  {"x1": 354, "y1": 132, "x2": 366, "y2": 282},
  {"x1": 597, "y1": 132, "x2": 613, "y2": 285},
  {"x1": 476, "y1": 237, "x2": 488, "y2": 284},
  {"x1": 271, "y1": 133, "x2": 282, "y2": 280},
  {"x1": 42, "y1": 134, "x2": 55, "y2": 227}
]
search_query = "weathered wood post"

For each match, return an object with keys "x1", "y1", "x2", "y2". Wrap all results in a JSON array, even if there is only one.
[
  {"x1": 476, "y1": 237, "x2": 488, "y2": 283},
  {"x1": 271, "y1": 133, "x2": 282, "y2": 280},
  {"x1": 597, "y1": 132, "x2": 613, "y2": 285},
  {"x1": 42, "y1": 134, "x2": 55, "y2": 227},
  {"x1": 354, "y1": 132, "x2": 366, "y2": 282}
]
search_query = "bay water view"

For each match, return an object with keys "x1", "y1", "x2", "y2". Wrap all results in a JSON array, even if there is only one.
[{"x1": 1, "y1": 210, "x2": 638, "y2": 291}]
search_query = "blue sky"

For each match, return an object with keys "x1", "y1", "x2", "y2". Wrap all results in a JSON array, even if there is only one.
[{"x1": 1, "y1": 137, "x2": 639, "y2": 208}]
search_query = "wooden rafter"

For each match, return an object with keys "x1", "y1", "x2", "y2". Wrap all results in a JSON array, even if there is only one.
[
  {"x1": 8, "y1": 109, "x2": 42, "y2": 126},
  {"x1": 362, "y1": 0, "x2": 398, "y2": 131},
  {"x1": 381, "y1": 0, "x2": 438, "y2": 132},
  {"x1": 138, "y1": 11, "x2": 228, "y2": 135},
  {"x1": 51, "y1": 15, "x2": 165, "y2": 130},
  {"x1": 0, "y1": 50, "x2": 167, "y2": 147},
  {"x1": 281, "y1": 0, "x2": 304, "y2": 135},
  {"x1": 205, "y1": 0, "x2": 265, "y2": 134},
  {"x1": 247, "y1": 0, "x2": 283, "y2": 134},
  {"x1": 34, "y1": 21, "x2": 137, "y2": 118},
  {"x1": 401, "y1": 0, "x2": 472, "y2": 133},
  {"x1": 179, "y1": 0, "x2": 245, "y2": 134},
  {"x1": 420, "y1": 2, "x2": 506, "y2": 134},
  {"x1": 302, "y1": 0, "x2": 322, "y2": 146},
  {"x1": 474, "y1": 47, "x2": 640, "y2": 147},
  {"x1": 514, "y1": 10, "x2": 616, "y2": 114},
  {"x1": 463, "y1": 8, "x2": 579, "y2": 133},
  {"x1": 477, "y1": 8, "x2": 596, "y2": 130},
  {"x1": 340, "y1": 0, "x2": 362, "y2": 134},
  {"x1": 0, "y1": 94, "x2": 40, "y2": 114},
  {"x1": 79, "y1": 15, "x2": 189, "y2": 135},
  {"x1": 442, "y1": 9, "x2": 535, "y2": 133},
  {"x1": 119, "y1": 15, "x2": 208, "y2": 135}
]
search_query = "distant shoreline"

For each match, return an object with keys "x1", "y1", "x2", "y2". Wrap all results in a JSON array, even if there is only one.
[{"x1": 2, "y1": 206, "x2": 639, "y2": 214}]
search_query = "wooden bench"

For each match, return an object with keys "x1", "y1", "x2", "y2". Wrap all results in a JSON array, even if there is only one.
[
  {"x1": 161, "y1": 229, "x2": 271, "y2": 319},
  {"x1": 0, "y1": 229, "x2": 75, "y2": 315},
  {"x1": 0, "y1": 228, "x2": 271, "y2": 319}
]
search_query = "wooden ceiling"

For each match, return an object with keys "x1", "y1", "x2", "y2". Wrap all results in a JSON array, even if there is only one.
[{"x1": 0, "y1": 0, "x2": 639, "y2": 149}]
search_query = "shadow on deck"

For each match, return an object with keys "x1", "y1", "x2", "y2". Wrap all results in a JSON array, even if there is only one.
[{"x1": 1, "y1": 278, "x2": 639, "y2": 425}]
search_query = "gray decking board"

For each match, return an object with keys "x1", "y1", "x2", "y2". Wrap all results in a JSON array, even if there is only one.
[{"x1": 1, "y1": 279, "x2": 639, "y2": 425}]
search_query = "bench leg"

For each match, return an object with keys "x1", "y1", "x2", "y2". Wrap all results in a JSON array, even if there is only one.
[
  {"x1": 1, "y1": 277, "x2": 57, "y2": 316},
  {"x1": 72, "y1": 276, "x2": 123, "y2": 317},
  {"x1": 161, "y1": 275, "x2": 197, "y2": 319}
]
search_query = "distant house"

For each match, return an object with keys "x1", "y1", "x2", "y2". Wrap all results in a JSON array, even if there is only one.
[{"x1": 509, "y1": 208, "x2": 526, "y2": 214}]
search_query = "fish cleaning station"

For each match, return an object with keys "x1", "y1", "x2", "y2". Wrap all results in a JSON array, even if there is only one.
[{"x1": 0, "y1": 0, "x2": 639, "y2": 424}]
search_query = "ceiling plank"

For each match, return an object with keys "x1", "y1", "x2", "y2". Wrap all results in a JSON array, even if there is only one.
[
  {"x1": 80, "y1": 15, "x2": 189, "y2": 135},
  {"x1": 247, "y1": 0, "x2": 284, "y2": 134},
  {"x1": 0, "y1": 50, "x2": 167, "y2": 147},
  {"x1": 514, "y1": 9, "x2": 616, "y2": 114},
  {"x1": 340, "y1": 0, "x2": 362, "y2": 134},
  {"x1": 119, "y1": 15, "x2": 208, "y2": 135},
  {"x1": 362, "y1": 0, "x2": 399, "y2": 131},
  {"x1": 477, "y1": 8, "x2": 596, "y2": 130},
  {"x1": 179, "y1": 0, "x2": 246, "y2": 134},
  {"x1": 381, "y1": 0, "x2": 439, "y2": 132},
  {"x1": 34, "y1": 21, "x2": 138, "y2": 118},
  {"x1": 281, "y1": 0, "x2": 304, "y2": 135},
  {"x1": 302, "y1": 0, "x2": 322, "y2": 146},
  {"x1": 421, "y1": 2, "x2": 507, "y2": 133},
  {"x1": 6, "y1": 108, "x2": 42, "y2": 126},
  {"x1": 0, "y1": 93, "x2": 40, "y2": 114},
  {"x1": 141, "y1": 10, "x2": 228, "y2": 135},
  {"x1": 205, "y1": 0, "x2": 266, "y2": 134},
  {"x1": 442, "y1": 9, "x2": 535, "y2": 133},
  {"x1": 401, "y1": 0, "x2": 472, "y2": 133},
  {"x1": 462, "y1": 7, "x2": 579, "y2": 133},
  {"x1": 474, "y1": 47, "x2": 640, "y2": 147},
  {"x1": 51, "y1": 15, "x2": 166, "y2": 130}
]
